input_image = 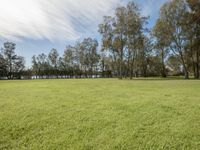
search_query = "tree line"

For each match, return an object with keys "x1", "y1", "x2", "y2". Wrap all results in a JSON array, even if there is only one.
[{"x1": 0, "y1": 0, "x2": 199, "y2": 79}]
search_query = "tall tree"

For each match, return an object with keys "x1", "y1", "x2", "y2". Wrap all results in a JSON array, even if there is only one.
[
  {"x1": 113, "y1": 6, "x2": 127, "y2": 79},
  {"x1": 13, "y1": 56, "x2": 25, "y2": 79},
  {"x1": 99, "y1": 16, "x2": 118, "y2": 77},
  {"x1": 37, "y1": 53, "x2": 48, "y2": 78},
  {"x1": 159, "y1": 0, "x2": 189, "y2": 79},
  {"x1": 125, "y1": 2, "x2": 148, "y2": 78},
  {"x1": 0, "y1": 53, "x2": 6, "y2": 78},
  {"x1": 99, "y1": 1, "x2": 148, "y2": 79},
  {"x1": 186, "y1": 0, "x2": 200, "y2": 78},
  {"x1": 3, "y1": 42, "x2": 17, "y2": 79},
  {"x1": 48, "y1": 49, "x2": 59, "y2": 78},
  {"x1": 32, "y1": 55, "x2": 39, "y2": 79},
  {"x1": 63, "y1": 45, "x2": 76, "y2": 77},
  {"x1": 2, "y1": 42, "x2": 25, "y2": 79},
  {"x1": 153, "y1": 19, "x2": 170, "y2": 77}
]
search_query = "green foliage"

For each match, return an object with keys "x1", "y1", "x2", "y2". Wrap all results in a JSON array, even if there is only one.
[
  {"x1": 0, "y1": 42, "x2": 25, "y2": 79},
  {"x1": 0, "y1": 79, "x2": 200, "y2": 149}
]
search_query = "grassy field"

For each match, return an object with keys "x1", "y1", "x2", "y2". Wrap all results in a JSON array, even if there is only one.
[{"x1": 0, "y1": 79, "x2": 200, "y2": 149}]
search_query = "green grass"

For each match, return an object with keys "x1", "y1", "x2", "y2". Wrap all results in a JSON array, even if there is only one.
[{"x1": 0, "y1": 79, "x2": 200, "y2": 149}]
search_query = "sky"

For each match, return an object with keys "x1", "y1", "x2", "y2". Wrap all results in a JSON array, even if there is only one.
[{"x1": 0, "y1": 0, "x2": 169, "y2": 67}]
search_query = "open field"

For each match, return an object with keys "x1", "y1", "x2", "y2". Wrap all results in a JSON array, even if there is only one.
[{"x1": 0, "y1": 79, "x2": 200, "y2": 149}]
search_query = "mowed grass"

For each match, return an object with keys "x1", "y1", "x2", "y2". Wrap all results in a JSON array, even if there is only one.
[{"x1": 0, "y1": 79, "x2": 200, "y2": 150}]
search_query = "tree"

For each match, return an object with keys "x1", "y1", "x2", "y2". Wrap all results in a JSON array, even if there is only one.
[
  {"x1": 3, "y1": 42, "x2": 17, "y2": 79},
  {"x1": 32, "y1": 55, "x2": 39, "y2": 79},
  {"x1": 152, "y1": 18, "x2": 170, "y2": 77},
  {"x1": 99, "y1": 1, "x2": 147, "y2": 79},
  {"x1": 158, "y1": 0, "x2": 189, "y2": 79},
  {"x1": 113, "y1": 6, "x2": 127, "y2": 79},
  {"x1": 139, "y1": 36, "x2": 153, "y2": 77},
  {"x1": 37, "y1": 53, "x2": 48, "y2": 78},
  {"x1": 0, "y1": 53, "x2": 6, "y2": 78},
  {"x1": 99, "y1": 16, "x2": 118, "y2": 77},
  {"x1": 63, "y1": 45, "x2": 76, "y2": 78},
  {"x1": 186, "y1": 0, "x2": 200, "y2": 78},
  {"x1": 78, "y1": 38, "x2": 99, "y2": 77},
  {"x1": 2, "y1": 42, "x2": 25, "y2": 79},
  {"x1": 13, "y1": 56, "x2": 25, "y2": 79},
  {"x1": 125, "y1": 2, "x2": 148, "y2": 78},
  {"x1": 48, "y1": 49, "x2": 59, "y2": 78}
]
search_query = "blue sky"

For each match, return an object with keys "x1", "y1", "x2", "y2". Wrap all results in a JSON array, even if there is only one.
[{"x1": 0, "y1": 0, "x2": 169, "y2": 67}]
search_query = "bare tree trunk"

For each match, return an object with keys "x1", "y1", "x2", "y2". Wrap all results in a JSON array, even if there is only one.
[
  {"x1": 195, "y1": 51, "x2": 199, "y2": 79},
  {"x1": 178, "y1": 49, "x2": 189, "y2": 79},
  {"x1": 161, "y1": 49, "x2": 167, "y2": 78},
  {"x1": 130, "y1": 57, "x2": 134, "y2": 80},
  {"x1": 181, "y1": 56, "x2": 189, "y2": 79},
  {"x1": 119, "y1": 55, "x2": 123, "y2": 80}
]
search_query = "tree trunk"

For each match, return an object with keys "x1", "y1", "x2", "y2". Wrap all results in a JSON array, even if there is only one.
[
  {"x1": 195, "y1": 51, "x2": 199, "y2": 79},
  {"x1": 130, "y1": 57, "x2": 134, "y2": 80},
  {"x1": 182, "y1": 62, "x2": 189, "y2": 79},
  {"x1": 161, "y1": 49, "x2": 167, "y2": 78},
  {"x1": 119, "y1": 54, "x2": 123, "y2": 80},
  {"x1": 179, "y1": 50, "x2": 189, "y2": 79}
]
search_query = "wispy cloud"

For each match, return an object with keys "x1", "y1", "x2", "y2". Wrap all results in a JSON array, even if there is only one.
[
  {"x1": 0, "y1": 0, "x2": 169, "y2": 42},
  {"x1": 0, "y1": 0, "x2": 122, "y2": 42}
]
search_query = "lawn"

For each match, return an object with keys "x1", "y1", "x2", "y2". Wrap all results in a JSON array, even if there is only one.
[{"x1": 0, "y1": 79, "x2": 200, "y2": 149}]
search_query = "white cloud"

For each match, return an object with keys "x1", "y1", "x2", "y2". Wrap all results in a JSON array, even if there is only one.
[{"x1": 0, "y1": 0, "x2": 122, "y2": 42}]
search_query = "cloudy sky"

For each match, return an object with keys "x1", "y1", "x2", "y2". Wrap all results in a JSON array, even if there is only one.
[{"x1": 0, "y1": 0, "x2": 169, "y2": 67}]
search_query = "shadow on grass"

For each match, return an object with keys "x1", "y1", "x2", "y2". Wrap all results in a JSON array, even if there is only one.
[{"x1": 122, "y1": 76, "x2": 200, "y2": 81}]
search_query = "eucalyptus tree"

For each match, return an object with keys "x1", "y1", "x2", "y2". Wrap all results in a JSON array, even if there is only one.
[
  {"x1": 13, "y1": 56, "x2": 25, "y2": 79},
  {"x1": 78, "y1": 38, "x2": 99, "y2": 77},
  {"x1": 48, "y1": 49, "x2": 59, "y2": 78},
  {"x1": 32, "y1": 55, "x2": 39, "y2": 79},
  {"x1": 63, "y1": 45, "x2": 76, "y2": 77},
  {"x1": 185, "y1": 0, "x2": 200, "y2": 78},
  {"x1": 152, "y1": 18, "x2": 171, "y2": 77},
  {"x1": 2, "y1": 42, "x2": 17, "y2": 79},
  {"x1": 2, "y1": 42, "x2": 25, "y2": 79},
  {"x1": 99, "y1": 1, "x2": 148, "y2": 79},
  {"x1": 99, "y1": 16, "x2": 118, "y2": 77},
  {"x1": 125, "y1": 2, "x2": 148, "y2": 78},
  {"x1": 139, "y1": 35, "x2": 153, "y2": 77},
  {"x1": 112, "y1": 6, "x2": 127, "y2": 79},
  {"x1": 57, "y1": 57, "x2": 65, "y2": 78},
  {"x1": 0, "y1": 53, "x2": 6, "y2": 78},
  {"x1": 159, "y1": 0, "x2": 189, "y2": 79},
  {"x1": 37, "y1": 53, "x2": 48, "y2": 78}
]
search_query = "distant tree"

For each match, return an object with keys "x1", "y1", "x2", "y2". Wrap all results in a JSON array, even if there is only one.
[
  {"x1": 13, "y1": 56, "x2": 25, "y2": 79},
  {"x1": 147, "y1": 55, "x2": 163, "y2": 76},
  {"x1": 37, "y1": 53, "x2": 48, "y2": 78},
  {"x1": 32, "y1": 55, "x2": 39, "y2": 79},
  {"x1": 63, "y1": 45, "x2": 76, "y2": 77},
  {"x1": 58, "y1": 57, "x2": 68, "y2": 78},
  {"x1": 0, "y1": 53, "x2": 6, "y2": 78},
  {"x1": 78, "y1": 38, "x2": 99, "y2": 77},
  {"x1": 139, "y1": 36, "x2": 153, "y2": 77},
  {"x1": 48, "y1": 49, "x2": 59, "y2": 78},
  {"x1": 167, "y1": 55, "x2": 182, "y2": 76},
  {"x1": 2, "y1": 42, "x2": 25, "y2": 79},
  {"x1": 3, "y1": 42, "x2": 17, "y2": 79}
]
